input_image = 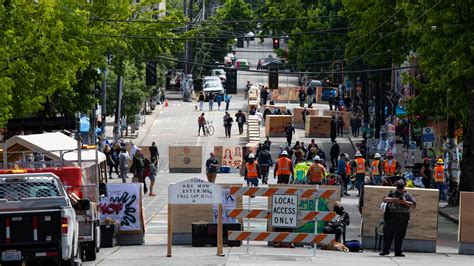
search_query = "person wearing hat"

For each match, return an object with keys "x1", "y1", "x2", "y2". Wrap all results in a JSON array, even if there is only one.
[
  {"x1": 383, "y1": 151, "x2": 401, "y2": 178},
  {"x1": 306, "y1": 156, "x2": 326, "y2": 185},
  {"x1": 433, "y1": 158, "x2": 446, "y2": 201},
  {"x1": 380, "y1": 180, "x2": 416, "y2": 257},
  {"x1": 371, "y1": 153, "x2": 383, "y2": 185},
  {"x1": 244, "y1": 154, "x2": 261, "y2": 187},
  {"x1": 274, "y1": 150, "x2": 294, "y2": 184},
  {"x1": 351, "y1": 151, "x2": 367, "y2": 196},
  {"x1": 322, "y1": 201, "x2": 350, "y2": 243}
]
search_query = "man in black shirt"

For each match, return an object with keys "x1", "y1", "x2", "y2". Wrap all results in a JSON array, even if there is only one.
[
  {"x1": 149, "y1": 142, "x2": 159, "y2": 167},
  {"x1": 235, "y1": 110, "x2": 247, "y2": 135},
  {"x1": 206, "y1": 152, "x2": 220, "y2": 183},
  {"x1": 380, "y1": 180, "x2": 416, "y2": 257},
  {"x1": 322, "y1": 202, "x2": 350, "y2": 242},
  {"x1": 285, "y1": 124, "x2": 296, "y2": 146}
]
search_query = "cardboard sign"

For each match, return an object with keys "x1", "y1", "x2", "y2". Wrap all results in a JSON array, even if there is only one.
[
  {"x1": 99, "y1": 183, "x2": 144, "y2": 232},
  {"x1": 168, "y1": 178, "x2": 222, "y2": 205},
  {"x1": 271, "y1": 194, "x2": 298, "y2": 228},
  {"x1": 213, "y1": 188, "x2": 238, "y2": 223},
  {"x1": 221, "y1": 146, "x2": 243, "y2": 168}
]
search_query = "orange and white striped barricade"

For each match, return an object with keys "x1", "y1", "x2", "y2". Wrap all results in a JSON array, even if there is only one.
[{"x1": 227, "y1": 186, "x2": 337, "y2": 256}]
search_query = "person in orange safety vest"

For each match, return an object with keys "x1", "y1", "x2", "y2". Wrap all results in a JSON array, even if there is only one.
[
  {"x1": 274, "y1": 150, "x2": 294, "y2": 184},
  {"x1": 383, "y1": 151, "x2": 401, "y2": 177},
  {"x1": 244, "y1": 153, "x2": 261, "y2": 187},
  {"x1": 306, "y1": 155, "x2": 326, "y2": 185},
  {"x1": 351, "y1": 151, "x2": 367, "y2": 196},
  {"x1": 433, "y1": 158, "x2": 446, "y2": 201},
  {"x1": 371, "y1": 153, "x2": 383, "y2": 185}
]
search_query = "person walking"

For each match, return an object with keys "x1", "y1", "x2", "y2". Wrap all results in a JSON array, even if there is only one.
[
  {"x1": 244, "y1": 154, "x2": 261, "y2": 187},
  {"x1": 110, "y1": 143, "x2": 121, "y2": 178},
  {"x1": 260, "y1": 87, "x2": 269, "y2": 106},
  {"x1": 118, "y1": 144, "x2": 130, "y2": 183},
  {"x1": 329, "y1": 140, "x2": 340, "y2": 167},
  {"x1": 306, "y1": 86, "x2": 314, "y2": 108},
  {"x1": 285, "y1": 124, "x2": 296, "y2": 146},
  {"x1": 257, "y1": 146, "x2": 272, "y2": 184},
  {"x1": 198, "y1": 91, "x2": 205, "y2": 111},
  {"x1": 379, "y1": 180, "x2": 416, "y2": 257},
  {"x1": 350, "y1": 114, "x2": 357, "y2": 137},
  {"x1": 328, "y1": 94, "x2": 334, "y2": 111},
  {"x1": 274, "y1": 150, "x2": 294, "y2": 184},
  {"x1": 224, "y1": 94, "x2": 232, "y2": 111},
  {"x1": 104, "y1": 145, "x2": 115, "y2": 179},
  {"x1": 132, "y1": 149, "x2": 147, "y2": 194},
  {"x1": 337, "y1": 154, "x2": 349, "y2": 196},
  {"x1": 147, "y1": 158, "x2": 157, "y2": 196},
  {"x1": 420, "y1": 158, "x2": 433, "y2": 189},
  {"x1": 355, "y1": 114, "x2": 362, "y2": 137},
  {"x1": 245, "y1": 81, "x2": 251, "y2": 100},
  {"x1": 198, "y1": 113, "x2": 206, "y2": 136},
  {"x1": 235, "y1": 110, "x2": 246, "y2": 135},
  {"x1": 330, "y1": 116, "x2": 337, "y2": 142},
  {"x1": 337, "y1": 114, "x2": 345, "y2": 137},
  {"x1": 322, "y1": 202, "x2": 350, "y2": 242},
  {"x1": 208, "y1": 92, "x2": 214, "y2": 111},
  {"x1": 371, "y1": 153, "x2": 383, "y2": 185},
  {"x1": 434, "y1": 158, "x2": 447, "y2": 201},
  {"x1": 334, "y1": 95, "x2": 340, "y2": 111},
  {"x1": 352, "y1": 151, "x2": 366, "y2": 196},
  {"x1": 301, "y1": 108, "x2": 310, "y2": 127},
  {"x1": 226, "y1": 112, "x2": 233, "y2": 138},
  {"x1": 149, "y1": 142, "x2": 159, "y2": 167},
  {"x1": 306, "y1": 156, "x2": 326, "y2": 185},
  {"x1": 215, "y1": 93, "x2": 223, "y2": 110},
  {"x1": 257, "y1": 59, "x2": 262, "y2": 70},
  {"x1": 223, "y1": 112, "x2": 230, "y2": 137},
  {"x1": 206, "y1": 152, "x2": 219, "y2": 183},
  {"x1": 298, "y1": 87, "x2": 306, "y2": 107}
]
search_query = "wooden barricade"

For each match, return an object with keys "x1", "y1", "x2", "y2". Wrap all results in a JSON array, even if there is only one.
[
  {"x1": 247, "y1": 115, "x2": 260, "y2": 145},
  {"x1": 322, "y1": 110, "x2": 351, "y2": 134},
  {"x1": 270, "y1": 87, "x2": 300, "y2": 103},
  {"x1": 265, "y1": 115, "x2": 292, "y2": 137},
  {"x1": 168, "y1": 146, "x2": 202, "y2": 173},
  {"x1": 293, "y1": 107, "x2": 320, "y2": 126},
  {"x1": 305, "y1": 116, "x2": 332, "y2": 138},
  {"x1": 170, "y1": 183, "x2": 243, "y2": 245},
  {"x1": 248, "y1": 85, "x2": 260, "y2": 109},
  {"x1": 459, "y1": 192, "x2": 474, "y2": 254},
  {"x1": 227, "y1": 186, "x2": 337, "y2": 255},
  {"x1": 263, "y1": 105, "x2": 287, "y2": 113},
  {"x1": 361, "y1": 186, "x2": 439, "y2": 252}
]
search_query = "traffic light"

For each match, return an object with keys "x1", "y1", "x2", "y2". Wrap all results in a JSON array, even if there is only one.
[{"x1": 272, "y1": 37, "x2": 279, "y2": 49}]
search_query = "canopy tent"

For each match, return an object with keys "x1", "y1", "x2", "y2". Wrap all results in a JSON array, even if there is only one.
[{"x1": 1, "y1": 132, "x2": 105, "y2": 168}]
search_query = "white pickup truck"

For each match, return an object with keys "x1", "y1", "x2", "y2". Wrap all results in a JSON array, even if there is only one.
[{"x1": 0, "y1": 173, "x2": 82, "y2": 265}]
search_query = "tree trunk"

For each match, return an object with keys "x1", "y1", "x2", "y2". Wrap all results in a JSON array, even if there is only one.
[{"x1": 459, "y1": 80, "x2": 474, "y2": 192}]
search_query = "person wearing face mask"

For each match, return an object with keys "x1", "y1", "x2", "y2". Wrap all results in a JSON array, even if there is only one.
[
  {"x1": 379, "y1": 180, "x2": 416, "y2": 257},
  {"x1": 322, "y1": 202, "x2": 350, "y2": 243}
]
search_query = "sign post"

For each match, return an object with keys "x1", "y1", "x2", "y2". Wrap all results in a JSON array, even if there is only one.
[{"x1": 167, "y1": 178, "x2": 222, "y2": 257}]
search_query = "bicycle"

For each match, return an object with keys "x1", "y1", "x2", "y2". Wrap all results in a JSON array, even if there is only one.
[{"x1": 204, "y1": 120, "x2": 215, "y2": 136}]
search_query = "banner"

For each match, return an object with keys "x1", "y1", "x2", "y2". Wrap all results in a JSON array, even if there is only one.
[
  {"x1": 99, "y1": 183, "x2": 144, "y2": 232},
  {"x1": 213, "y1": 188, "x2": 238, "y2": 223},
  {"x1": 221, "y1": 146, "x2": 243, "y2": 168}
]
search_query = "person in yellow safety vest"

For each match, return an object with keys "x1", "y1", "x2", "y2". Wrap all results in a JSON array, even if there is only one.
[
  {"x1": 274, "y1": 150, "x2": 294, "y2": 184},
  {"x1": 244, "y1": 154, "x2": 261, "y2": 187},
  {"x1": 383, "y1": 151, "x2": 401, "y2": 178},
  {"x1": 306, "y1": 156, "x2": 327, "y2": 185},
  {"x1": 433, "y1": 158, "x2": 447, "y2": 202},
  {"x1": 371, "y1": 153, "x2": 383, "y2": 185},
  {"x1": 351, "y1": 151, "x2": 367, "y2": 196}
]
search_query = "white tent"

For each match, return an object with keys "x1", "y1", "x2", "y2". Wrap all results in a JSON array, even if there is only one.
[{"x1": 2, "y1": 132, "x2": 105, "y2": 168}]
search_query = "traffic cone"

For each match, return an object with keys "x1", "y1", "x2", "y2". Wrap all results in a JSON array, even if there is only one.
[{"x1": 165, "y1": 99, "x2": 168, "y2": 107}]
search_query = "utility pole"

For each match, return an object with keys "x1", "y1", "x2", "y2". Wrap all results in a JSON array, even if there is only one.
[
  {"x1": 183, "y1": 0, "x2": 193, "y2": 75},
  {"x1": 101, "y1": 68, "x2": 107, "y2": 135},
  {"x1": 113, "y1": 75, "x2": 124, "y2": 143}
]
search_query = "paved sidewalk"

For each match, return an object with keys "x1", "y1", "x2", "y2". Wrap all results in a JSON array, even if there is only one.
[{"x1": 439, "y1": 206, "x2": 459, "y2": 223}]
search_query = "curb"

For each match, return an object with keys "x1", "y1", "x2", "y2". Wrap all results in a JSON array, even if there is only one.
[
  {"x1": 347, "y1": 136, "x2": 357, "y2": 153},
  {"x1": 439, "y1": 209, "x2": 459, "y2": 224}
]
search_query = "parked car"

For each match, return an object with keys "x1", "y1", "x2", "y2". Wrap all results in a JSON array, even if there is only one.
[
  {"x1": 203, "y1": 81, "x2": 225, "y2": 95},
  {"x1": 310, "y1": 79, "x2": 322, "y2": 88},
  {"x1": 211, "y1": 69, "x2": 227, "y2": 82},
  {"x1": 261, "y1": 59, "x2": 292, "y2": 71},
  {"x1": 234, "y1": 59, "x2": 249, "y2": 70}
]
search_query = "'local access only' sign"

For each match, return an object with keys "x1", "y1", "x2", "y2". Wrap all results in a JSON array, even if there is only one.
[
  {"x1": 168, "y1": 178, "x2": 222, "y2": 205},
  {"x1": 271, "y1": 194, "x2": 298, "y2": 228}
]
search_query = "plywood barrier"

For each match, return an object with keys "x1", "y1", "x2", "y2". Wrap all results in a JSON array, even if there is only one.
[
  {"x1": 293, "y1": 107, "x2": 319, "y2": 125},
  {"x1": 265, "y1": 115, "x2": 292, "y2": 137},
  {"x1": 270, "y1": 87, "x2": 300, "y2": 103},
  {"x1": 168, "y1": 146, "x2": 202, "y2": 173},
  {"x1": 171, "y1": 183, "x2": 243, "y2": 244},
  {"x1": 322, "y1": 110, "x2": 351, "y2": 133},
  {"x1": 362, "y1": 186, "x2": 439, "y2": 252},
  {"x1": 305, "y1": 116, "x2": 332, "y2": 138},
  {"x1": 459, "y1": 192, "x2": 474, "y2": 254}
]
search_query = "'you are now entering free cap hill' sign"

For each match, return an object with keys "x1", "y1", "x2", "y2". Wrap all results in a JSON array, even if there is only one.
[{"x1": 168, "y1": 178, "x2": 222, "y2": 205}]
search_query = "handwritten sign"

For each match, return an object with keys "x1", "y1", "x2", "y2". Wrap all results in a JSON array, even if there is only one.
[
  {"x1": 271, "y1": 194, "x2": 298, "y2": 228},
  {"x1": 221, "y1": 146, "x2": 243, "y2": 168},
  {"x1": 99, "y1": 183, "x2": 143, "y2": 232},
  {"x1": 168, "y1": 178, "x2": 222, "y2": 205},
  {"x1": 213, "y1": 189, "x2": 238, "y2": 223}
]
